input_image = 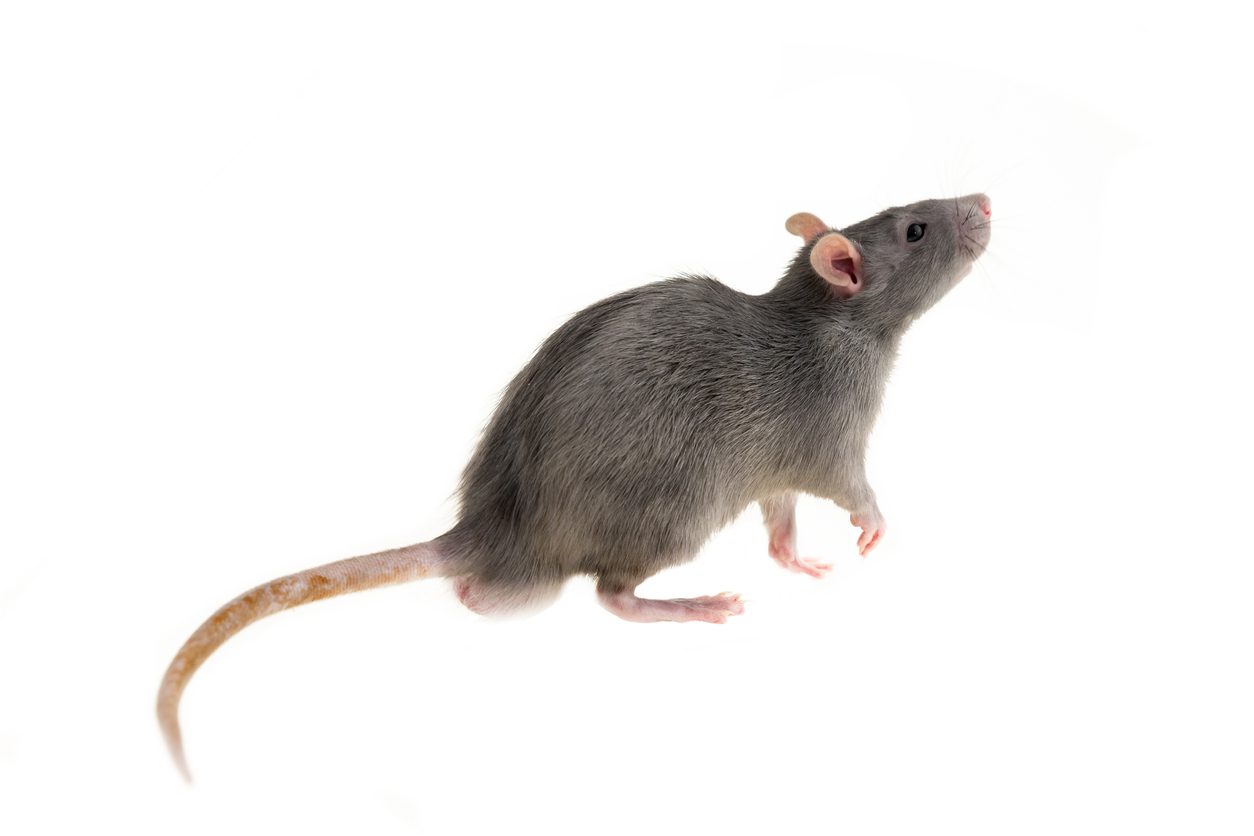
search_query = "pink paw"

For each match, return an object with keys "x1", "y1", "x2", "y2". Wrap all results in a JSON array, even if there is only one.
[
  {"x1": 659, "y1": 593, "x2": 746, "y2": 624},
  {"x1": 850, "y1": 511, "x2": 886, "y2": 557},
  {"x1": 770, "y1": 546, "x2": 832, "y2": 578}
]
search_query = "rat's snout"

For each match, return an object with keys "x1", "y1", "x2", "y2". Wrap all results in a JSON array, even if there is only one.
[{"x1": 957, "y1": 192, "x2": 992, "y2": 257}]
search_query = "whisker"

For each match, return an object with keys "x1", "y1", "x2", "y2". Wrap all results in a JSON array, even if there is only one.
[{"x1": 973, "y1": 246, "x2": 1009, "y2": 270}]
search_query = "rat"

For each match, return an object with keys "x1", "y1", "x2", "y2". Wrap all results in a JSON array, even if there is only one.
[{"x1": 158, "y1": 193, "x2": 993, "y2": 780}]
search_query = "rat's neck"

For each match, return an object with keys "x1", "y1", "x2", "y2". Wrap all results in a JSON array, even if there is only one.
[{"x1": 765, "y1": 253, "x2": 911, "y2": 342}]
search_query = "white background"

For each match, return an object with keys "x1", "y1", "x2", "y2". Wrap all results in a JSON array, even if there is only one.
[{"x1": 2, "y1": 2, "x2": 1251, "y2": 834}]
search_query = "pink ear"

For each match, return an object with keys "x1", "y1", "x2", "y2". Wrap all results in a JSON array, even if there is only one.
[
  {"x1": 785, "y1": 212, "x2": 829, "y2": 244},
  {"x1": 808, "y1": 232, "x2": 864, "y2": 297}
]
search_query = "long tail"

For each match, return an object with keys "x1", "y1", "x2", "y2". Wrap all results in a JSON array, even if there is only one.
[{"x1": 156, "y1": 540, "x2": 446, "y2": 782}]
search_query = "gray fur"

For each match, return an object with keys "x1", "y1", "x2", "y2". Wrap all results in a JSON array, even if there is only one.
[
  {"x1": 154, "y1": 194, "x2": 992, "y2": 780},
  {"x1": 439, "y1": 194, "x2": 991, "y2": 611}
]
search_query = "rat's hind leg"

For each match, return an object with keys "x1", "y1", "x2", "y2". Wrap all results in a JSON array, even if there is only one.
[
  {"x1": 760, "y1": 493, "x2": 831, "y2": 579},
  {"x1": 595, "y1": 575, "x2": 744, "y2": 625}
]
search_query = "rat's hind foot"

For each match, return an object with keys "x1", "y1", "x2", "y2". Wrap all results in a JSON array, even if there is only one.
[{"x1": 598, "y1": 589, "x2": 745, "y2": 624}]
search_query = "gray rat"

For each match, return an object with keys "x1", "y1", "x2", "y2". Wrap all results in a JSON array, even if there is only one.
[{"x1": 158, "y1": 192, "x2": 993, "y2": 779}]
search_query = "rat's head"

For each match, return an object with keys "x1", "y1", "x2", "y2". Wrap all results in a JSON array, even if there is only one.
[{"x1": 786, "y1": 193, "x2": 991, "y2": 327}]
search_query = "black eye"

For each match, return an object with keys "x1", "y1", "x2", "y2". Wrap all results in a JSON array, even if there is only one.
[{"x1": 906, "y1": 223, "x2": 926, "y2": 243}]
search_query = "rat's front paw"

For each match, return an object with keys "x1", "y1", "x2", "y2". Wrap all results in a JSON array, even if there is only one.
[
  {"x1": 771, "y1": 546, "x2": 833, "y2": 579},
  {"x1": 850, "y1": 509, "x2": 886, "y2": 557}
]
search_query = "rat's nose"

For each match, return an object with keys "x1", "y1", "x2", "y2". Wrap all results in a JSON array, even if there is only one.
[{"x1": 958, "y1": 193, "x2": 991, "y2": 223}]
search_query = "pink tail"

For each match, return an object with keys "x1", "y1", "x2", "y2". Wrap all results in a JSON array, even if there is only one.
[{"x1": 156, "y1": 540, "x2": 445, "y2": 781}]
